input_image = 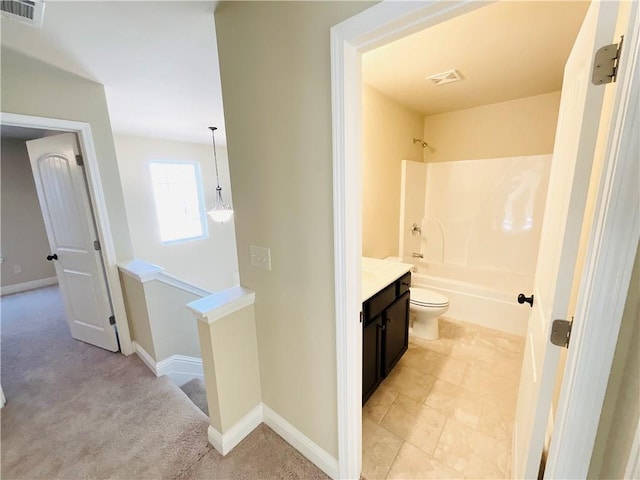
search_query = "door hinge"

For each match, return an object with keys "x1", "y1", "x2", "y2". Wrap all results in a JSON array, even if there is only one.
[
  {"x1": 93, "y1": 240, "x2": 101, "y2": 251},
  {"x1": 592, "y1": 36, "x2": 624, "y2": 85},
  {"x1": 550, "y1": 317, "x2": 573, "y2": 348},
  {"x1": 75, "y1": 154, "x2": 84, "y2": 166},
  {"x1": 109, "y1": 315, "x2": 116, "y2": 326}
]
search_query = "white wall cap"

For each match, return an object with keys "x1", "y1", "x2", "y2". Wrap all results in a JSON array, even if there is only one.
[
  {"x1": 118, "y1": 258, "x2": 164, "y2": 282},
  {"x1": 187, "y1": 285, "x2": 255, "y2": 324}
]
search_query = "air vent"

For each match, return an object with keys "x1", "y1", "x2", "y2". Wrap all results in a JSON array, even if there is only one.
[
  {"x1": 1, "y1": 0, "x2": 45, "y2": 28},
  {"x1": 426, "y1": 69, "x2": 463, "y2": 86}
]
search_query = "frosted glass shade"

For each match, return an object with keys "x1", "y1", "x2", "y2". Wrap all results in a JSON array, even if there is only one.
[
  {"x1": 208, "y1": 186, "x2": 233, "y2": 222},
  {"x1": 208, "y1": 207, "x2": 233, "y2": 223}
]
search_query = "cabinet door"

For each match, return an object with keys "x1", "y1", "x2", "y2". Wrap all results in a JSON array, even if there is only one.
[
  {"x1": 383, "y1": 291, "x2": 410, "y2": 376},
  {"x1": 362, "y1": 315, "x2": 382, "y2": 404}
]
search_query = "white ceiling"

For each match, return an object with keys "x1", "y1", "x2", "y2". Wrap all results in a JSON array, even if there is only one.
[
  {"x1": 363, "y1": 1, "x2": 590, "y2": 116},
  {"x1": 1, "y1": 1, "x2": 223, "y2": 145},
  {"x1": 1, "y1": 1, "x2": 590, "y2": 144}
]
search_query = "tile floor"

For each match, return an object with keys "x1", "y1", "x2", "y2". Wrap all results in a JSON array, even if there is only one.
[{"x1": 362, "y1": 317, "x2": 525, "y2": 480}]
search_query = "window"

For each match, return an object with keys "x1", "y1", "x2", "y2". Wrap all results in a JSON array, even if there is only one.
[{"x1": 149, "y1": 161, "x2": 207, "y2": 243}]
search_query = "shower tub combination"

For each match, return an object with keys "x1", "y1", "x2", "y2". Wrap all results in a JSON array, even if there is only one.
[
  {"x1": 399, "y1": 154, "x2": 553, "y2": 337},
  {"x1": 407, "y1": 260, "x2": 531, "y2": 336}
]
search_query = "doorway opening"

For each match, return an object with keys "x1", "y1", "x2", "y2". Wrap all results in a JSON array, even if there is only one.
[
  {"x1": 357, "y1": 2, "x2": 588, "y2": 478},
  {"x1": 331, "y1": 2, "x2": 638, "y2": 479},
  {"x1": 0, "y1": 114, "x2": 133, "y2": 355}
]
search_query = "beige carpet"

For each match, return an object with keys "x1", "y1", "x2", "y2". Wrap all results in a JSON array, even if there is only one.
[
  {"x1": 180, "y1": 378, "x2": 209, "y2": 416},
  {"x1": 1, "y1": 286, "x2": 328, "y2": 479}
]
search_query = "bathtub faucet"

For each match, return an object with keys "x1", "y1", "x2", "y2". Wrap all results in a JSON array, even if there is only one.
[
  {"x1": 412, "y1": 252, "x2": 424, "y2": 259},
  {"x1": 411, "y1": 223, "x2": 422, "y2": 236}
]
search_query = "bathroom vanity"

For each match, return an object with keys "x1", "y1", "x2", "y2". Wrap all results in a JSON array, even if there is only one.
[{"x1": 361, "y1": 257, "x2": 412, "y2": 404}]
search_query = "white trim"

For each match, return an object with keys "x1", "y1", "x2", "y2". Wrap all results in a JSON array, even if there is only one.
[
  {"x1": 187, "y1": 285, "x2": 255, "y2": 324},
  {"x1": 118, "y1": 259, "x2": 212, "y2": 298},
  {"x1": 263, "y1": 404, "x2": 339, "y2": 480},
  {"x1": 0, "y1": 385, "x2": 5, "y2": 409},
  {"x1": 545, "y1": 4, "x2": 640, "y2": 478},
  {"x1": 330, "y1": 2, "x2": 484, "y2": 478},
  {"x1": 0, "y1": 112, "x2": 133, "y2": 355},
  {"x1": 156, "y1": 354, "x2": 204, "y2": 387},
  {"x1": 133, "y1": 341, "x2": 204, "y2": 387},
  {"x1": 0, "y1": 276, "x2": 58, "y2": 296},
  {"x1": 204, "y1": 401, "x2": 339, "y2": 478},
  {"x1": 625, "y1": 418, "x2": 640, "y2": 480},
  {"x1": 118, "y1": 259, "x2": 164, "y2": 283},
  {"x1": 157, "y1": 272, "x2": 211, "y2": 298},
  {"x1": 207, "y1": 404, "x2": 264, "y2": 456},
  {"x1": 332, "y1": 1, "x2": 639, "y2": 478},
  {"x1": 133, "y1": 341, "x2": 159, "y2": 375}
]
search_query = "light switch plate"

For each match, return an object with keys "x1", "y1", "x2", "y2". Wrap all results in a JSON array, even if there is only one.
[{"x1": 249, "y1": 245, "x2": 271, "y2": 271}]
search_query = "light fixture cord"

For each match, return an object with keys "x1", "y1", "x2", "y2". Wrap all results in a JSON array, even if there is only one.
[{"x1": 209, "y1": 126, "x2": 221, "y2": 188}]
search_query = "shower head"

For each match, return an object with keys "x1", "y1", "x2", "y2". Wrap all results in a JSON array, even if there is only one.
[{"x1": 413, "y1": 138, "x2": 428, "y2": 148}]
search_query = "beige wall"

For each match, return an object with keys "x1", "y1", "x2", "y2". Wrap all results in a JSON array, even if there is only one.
[
  {"x1": 215, "y1": 0, "x2": 374, "y2": 457},
  {"x1": 120, "y1": 273, "x2": 155, "y2": 358},
  {"x1": 114, "y1": 134, "x2": 239, "y2": 292},
  {"x1": 208, "y1": 305, "x2": 262, "y2": 432},
  {"x1": 0, "y1": 138, "x2": 56, "y2": 286},
  {"x1": 145, "y1": 281, "x2": 201, "y2": 361},
  {"x1": 1, "y1": 48, "x2": 133, "y2": 260},
  {"x1": 423, "y1": 91, "x2": 561, "y2": 162},
  {"x1": 362, "y1": 84, "x2": 424, "y2": 259},
  {"x1": 119, "y1": 272, "x2": 202, "y2": 362},
  {"x1": 588, "y1": 241, "x2": 639, "y2": 478}
]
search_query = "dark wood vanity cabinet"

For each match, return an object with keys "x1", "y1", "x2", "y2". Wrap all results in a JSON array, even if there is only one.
[
  {"x1": 362, "y1": 272, "x2": 411, "y2": 404},
  {"x1": 362, "y1": 315, "x2": 383, "y2": 403}
]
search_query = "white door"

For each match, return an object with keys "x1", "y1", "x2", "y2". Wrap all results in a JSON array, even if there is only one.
[
  {"x1": 513, "y1": 2, "x2": 619, "y2": 478},
  {"x1": 26, "y1": 133, "x2": 119, "y2": 352}
]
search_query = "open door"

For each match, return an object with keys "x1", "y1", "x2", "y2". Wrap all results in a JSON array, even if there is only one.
[
  {"x1": 513, "y1": 2, "x2": 619, "y2": 478},
  {"x1": 26, "y1": 133, "x2": 119, "y2": 352}
]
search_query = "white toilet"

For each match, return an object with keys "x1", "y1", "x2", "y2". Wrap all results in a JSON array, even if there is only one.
[{"x1": 409, "y1": 287, "x2": 449, "y2": 340}]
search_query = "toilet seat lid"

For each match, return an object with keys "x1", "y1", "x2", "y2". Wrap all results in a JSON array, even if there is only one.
[{"x1": 410, "y1": 287, "x2": 449, "y2": 307}]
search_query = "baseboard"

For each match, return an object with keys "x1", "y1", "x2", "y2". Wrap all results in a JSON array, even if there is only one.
[
  {"x1": 156, "y1": 354, "x2": 204, "y2": 387},
  {"x1": 132, "y1": 341, "x2": 159, "y2": 375},
  {"x1": 131, "y1": 346, "x2": 339, "y2": 479},
  {"x1": 208, "y1": 403, "x2": 263, "y2": 455},
  {"x1": 0, "y1": 276, "x2": 58, "y2": 296},
  {"x1": 263, "y1": 404, "x2": 339, "y2": 480},
  {"x1": 205, "y1": 403, "x2": 338, "y2": 479},
  {"x1": 133, "y1": 342, "x2": 203, "y2": 387}
]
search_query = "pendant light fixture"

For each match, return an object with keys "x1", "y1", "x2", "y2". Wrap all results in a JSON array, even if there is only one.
[{"x1": 207, "y1": 126, "x2": 234, "y2": 223}]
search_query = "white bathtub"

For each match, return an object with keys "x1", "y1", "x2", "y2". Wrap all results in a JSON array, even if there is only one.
[{"x1": 408, "y1": 261, "x2": 531, "y2": 337}]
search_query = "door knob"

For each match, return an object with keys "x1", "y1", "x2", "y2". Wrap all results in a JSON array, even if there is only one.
[
  {"x1": 46, "y1": 254, "x2": 58, "y2": 261},
  {"x1": 518, "y1": 293, "x2": 534, "y2": 307}
]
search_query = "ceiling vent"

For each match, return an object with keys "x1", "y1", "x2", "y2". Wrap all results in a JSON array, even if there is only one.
[
  {"x1": 1, "y1": 0, "x2": 45, "y2": 28},
  {"x1": 426, "y1": 69, "x2": 463, "y2": 86}
]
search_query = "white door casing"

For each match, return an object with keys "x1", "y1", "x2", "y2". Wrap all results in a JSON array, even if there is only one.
[
  {"x1": 331, "y1": 2, "x2": 637, "y2": 479},
  {"x1": 513, "y1": 2, "x2": 618, "y2": 478},
  {"x1": 26, "y1": 133, "x2": 119, "y2": 352}
]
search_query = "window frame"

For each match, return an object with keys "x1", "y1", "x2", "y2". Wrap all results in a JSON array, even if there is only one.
[{"x1": 148, "y1": 159, "x2": 209, "y2": 244}]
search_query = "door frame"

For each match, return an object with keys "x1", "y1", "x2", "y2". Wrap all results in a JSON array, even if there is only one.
[
  {"x1": 1, "y1": 112, "x2": 134, "y2": 356},
  {"x1": 330, "y1": 1, "x2": 639, "y2": 479},
  {"x1": 545, "y1": 4, "x2": 639, "y2": 476}
]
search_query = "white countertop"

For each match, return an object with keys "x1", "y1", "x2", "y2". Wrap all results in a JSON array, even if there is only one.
[{"x1": 362, "y1": 257, "x2": 413, "y2": 302}]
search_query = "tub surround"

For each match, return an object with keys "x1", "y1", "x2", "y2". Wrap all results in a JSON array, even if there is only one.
[{"x1": 362, "y1": 257, "x2": 413, "y2": 302}]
